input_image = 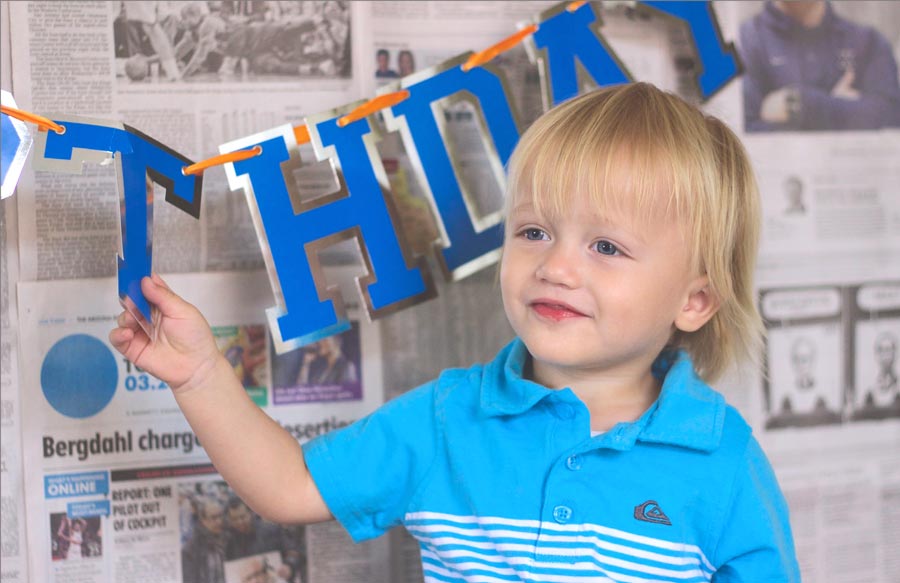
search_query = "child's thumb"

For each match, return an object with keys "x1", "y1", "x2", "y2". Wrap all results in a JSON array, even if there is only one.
[{"x1": 141, "y1": 274, "x2": 193, "y2": 318}]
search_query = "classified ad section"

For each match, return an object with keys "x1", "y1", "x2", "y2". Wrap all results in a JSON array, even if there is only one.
[{"x1": 17, "y1": 270, "x2": 388, "y2": 583}]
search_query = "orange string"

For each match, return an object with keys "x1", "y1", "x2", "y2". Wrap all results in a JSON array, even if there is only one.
[
  {"x1": 293, "y1": 124, "x2": 311, "y2": 144},
  {"x1": 462, "y1": 24, "x2": 539, "y2": 72},
  {"x1": 182, "y1": 145, "x2": 262, "y2": 176},
  {"x1": 337, "y1": 90, "x2": 411, "y2": 127},
  {"x1": 567, "y1": 0, "x2": 589, "y2": 12},
  {"x1": 0, "y1": 104, "x2": 65, "y2": 134}
]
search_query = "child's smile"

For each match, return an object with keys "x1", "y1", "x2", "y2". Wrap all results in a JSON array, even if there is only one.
[{"x1": 529, "y1": 298, "x2": 589, "y2": 321}]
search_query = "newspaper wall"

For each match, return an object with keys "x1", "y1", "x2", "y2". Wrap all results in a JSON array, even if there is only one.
[
  {"x1": 1, "y1": 1, "x2": 899, "y2": 583},
  {"x1": 1, "y1": 3, "x2": 28, "y2": 582}
]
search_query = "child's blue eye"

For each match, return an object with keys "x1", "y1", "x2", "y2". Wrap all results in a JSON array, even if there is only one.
[
  {"x1": 522, "y1": 228, "x2": 547, "y2": 241},
  {"x1": 594, "y1": 240, "x2": 619, "y2": 255}
]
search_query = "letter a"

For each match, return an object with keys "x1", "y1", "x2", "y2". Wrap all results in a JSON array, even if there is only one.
[
  {"x1": 637, "y1": 1, "x2": 740, "y2": 100},
  {"x1": 527, "y1": 1, "x2": 632, "y2": 108}
]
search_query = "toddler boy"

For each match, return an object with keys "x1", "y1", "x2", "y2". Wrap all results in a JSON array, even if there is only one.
[{"x1": 111, "y1": 82, "x2": 800, "y2": 581}]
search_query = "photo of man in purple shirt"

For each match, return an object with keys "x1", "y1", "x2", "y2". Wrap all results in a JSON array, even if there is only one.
[{"x1": 739, "y1": 1, "x2": 900, "y2": 132}]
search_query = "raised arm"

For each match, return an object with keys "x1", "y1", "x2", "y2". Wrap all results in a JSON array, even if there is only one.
[{"x1": 109, "y1": 274, "x2": 332, "y2": 525}]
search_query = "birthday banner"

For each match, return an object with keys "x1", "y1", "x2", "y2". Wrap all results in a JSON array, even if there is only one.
[
  {"x1": 1, "y1": 90, "x2": 33, "y2": 200},
  {"x1": 3, "y1": 1, "x2": 739, "y2": 352}
]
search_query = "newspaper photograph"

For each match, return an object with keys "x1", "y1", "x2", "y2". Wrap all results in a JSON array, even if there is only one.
[
  {"x1": 113, "y1": 1, "x2": 352, "y2": 84},
  {"x1": 758, "y1": 283, "x2": 900, "y2": 431},
  {"x1": 733, "y1": 0, "x2": 900, "y2": 133}
]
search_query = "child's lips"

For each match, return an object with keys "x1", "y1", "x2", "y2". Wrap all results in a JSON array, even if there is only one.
[{"x1": 529, "y1": 300, "x2": 588, "y2": 321}]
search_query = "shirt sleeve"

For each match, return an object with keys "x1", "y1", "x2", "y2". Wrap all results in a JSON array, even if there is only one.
[
  {"x1": 302, "y1": 382, "x2": 439, "y2": 543},
  {"x1": 793, "y1": 27, "x2": 900, "y2": 130},
  {"x1": 712, "y1": 437, "x2": 801, "y2": 582}
]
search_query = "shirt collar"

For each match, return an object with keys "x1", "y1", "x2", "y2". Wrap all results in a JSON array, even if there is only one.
[
  {"x1": 636, "y1": 350, "x2": 726, "y2": 452},
  {"x1": 480, "y1": 338, "x2": 726, "y2": 452},
  {"x1": 480, "y1": 339, "x2": 557, "y2": 416}
]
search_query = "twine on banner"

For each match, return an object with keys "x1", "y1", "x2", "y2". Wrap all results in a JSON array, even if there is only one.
[
  {"x1": 461, "y1": 0, "x2": 587, "y2": 73},
  {"x1": 337, "y1": 90, "x2": 412, "y2": 127},
  {"x1": 182, "y1": 123, "x2": 311, "y2": 176},
  {"x1": 182, "y1": 145, "x2": 262, "y2": 176},
  {"x1": 462, "y1": 24, "x2": 539, "y2": 72},
  {"x1": 6, "y1": 0, "x2": 596, "y2": 160},
  {"x1": 567, "y1": 1, "x2": 589, "y2": 12},
  {"x1": 294, "y1": 124, "x2": 311, "y2": 144},
  {"x1": 0, "y1": 104, "x2": 65, "y2": 134}
]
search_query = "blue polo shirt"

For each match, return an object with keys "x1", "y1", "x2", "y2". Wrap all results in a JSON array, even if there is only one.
[{"x1": 303, "y1": 339, "x2": 800, "y2": 582}]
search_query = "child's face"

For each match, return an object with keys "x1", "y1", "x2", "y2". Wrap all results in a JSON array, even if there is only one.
[{"x1": 500, "y1": 192, "x2": 712, "y2": 382}]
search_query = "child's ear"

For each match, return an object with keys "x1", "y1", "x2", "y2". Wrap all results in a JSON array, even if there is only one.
[{"x1": 674, "y1": 275, "x2": 721, "y2": 333}]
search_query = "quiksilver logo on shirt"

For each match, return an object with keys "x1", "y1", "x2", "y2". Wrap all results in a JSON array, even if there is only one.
[{"x1": 634, "y1": 500, "x2": 671, "y2": 526}]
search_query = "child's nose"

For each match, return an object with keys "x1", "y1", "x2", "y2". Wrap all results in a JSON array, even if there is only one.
[{"x1": 535, "y1": 244, "x2": 580, "y2": 288}]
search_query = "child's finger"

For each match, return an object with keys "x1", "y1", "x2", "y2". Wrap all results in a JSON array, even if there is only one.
[
  {"x1": 116, "y1": 311, "x2": 148, "y2": 338},
  {"x1": 108, "y1": 326, "x2": 135, "y2": 353},
  {"x1": 141, "y1": 275, "x2": 194, "y2": 319},
  {"x1": 150, "y1": 272, "x2": 172, "y2": 290},
  {"x1": 110, "y1": 325, "x2": 152, "y2": 363},
  {"x1": 117, "y1": 310, "x2": 136, "y2": 328}
]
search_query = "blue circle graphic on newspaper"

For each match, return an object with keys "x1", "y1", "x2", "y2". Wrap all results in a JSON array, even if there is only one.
[{"x1": 41, "y1": 334, "x2": 118, "y2": 418}]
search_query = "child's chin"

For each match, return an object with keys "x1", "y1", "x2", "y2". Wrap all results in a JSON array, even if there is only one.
[{"x1": 527, "y1": 344, "x2": 594, "y2": 369}]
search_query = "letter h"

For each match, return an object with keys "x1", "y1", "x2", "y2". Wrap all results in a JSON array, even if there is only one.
[{"x1": 222, "y1": 113, "x2": 435, "y2": 353}]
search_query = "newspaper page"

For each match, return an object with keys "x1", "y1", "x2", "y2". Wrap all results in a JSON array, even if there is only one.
[
  {"x1": 1, "y1": 0, "x2": 29, "y2": 581},
  {"x1": 713, "y1": 3, "x2": 900, "y2": 581},
  {"x1": 0, "y1": 165, "x2": 28, "y2": 583},
  {"x1": 0, "y1": 175, "x2": 29, "y2": 583},
  {"x1": 17, "y1": 269, "x2": 389, "y2": 583},
  {"x1": 8, "y1": 0, "x2": 368, "y2": 281}
]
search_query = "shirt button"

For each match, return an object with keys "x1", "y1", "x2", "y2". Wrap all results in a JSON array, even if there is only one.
[
  {"x1": 552, "y1": 505, "x2": 572, "y2": 524},
  {"x1": 556, "y1": 403, "x2": 575, "y2": 420},
  {"x1": 566, "y1": 455, "x2": 582, "y2": 471}
]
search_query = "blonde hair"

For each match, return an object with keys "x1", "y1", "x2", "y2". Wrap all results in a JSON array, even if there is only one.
[{"x1": 505, "y1": 82, "x2": 763, "y2": 382}]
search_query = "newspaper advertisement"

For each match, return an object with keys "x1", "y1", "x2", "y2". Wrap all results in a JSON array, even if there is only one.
[{"x1": 17, "y1": 270, "x2": 388, "y2": 583}]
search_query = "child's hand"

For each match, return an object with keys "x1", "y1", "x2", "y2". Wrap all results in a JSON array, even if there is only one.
[{"x1": 109, "y1": 274, "x2": 221, "y2": 393}]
